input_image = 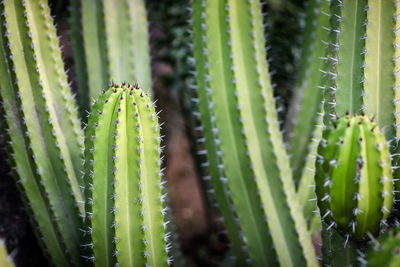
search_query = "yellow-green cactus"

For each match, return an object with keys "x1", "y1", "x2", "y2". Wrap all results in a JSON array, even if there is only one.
[{"x1": 83, "y1": 84, "x2": 170, "y2": 266}]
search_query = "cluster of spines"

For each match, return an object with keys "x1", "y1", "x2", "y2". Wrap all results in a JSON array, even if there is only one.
[
  {"x1": 77, "y1": 0, "x2": 152, "y2": 105},
  {"x1": 365, "y1": 225, "x2": 400, "y2": 267},
  {"x1": 0, "y1": 0, "x2": 84, "y2": 265},
  {"x1": 315, "y1": 115, "x2": 393, "y2": 241},
  {"x1": 82, "y1": 83, "x2": 170, "y2": 266},
  {"x1": 192, "y1": 0, "x2": 318, "y2": 266}
]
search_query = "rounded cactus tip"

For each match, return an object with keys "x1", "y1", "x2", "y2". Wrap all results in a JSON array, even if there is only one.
[{"x1": 315, "y1": 114, "x2": 394, "y2": 240}]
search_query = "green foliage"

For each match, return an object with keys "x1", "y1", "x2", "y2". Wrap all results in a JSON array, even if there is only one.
[
  {"x1": 316, "y1": 115, "x2": 393, "y2": 240},
  {"x1": 0, "y1": 0, "x2": 84, "y2": 265},
  {"x1": 83, "y1": 84, "x2": 170, "y2": 266},
  {"x1": 191, "y1": 0, "x2": 317, "y2": 266}
]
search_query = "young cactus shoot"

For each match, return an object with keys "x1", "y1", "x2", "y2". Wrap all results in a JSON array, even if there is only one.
[
  {"x1": 83, "y1": 84, "x2": 170, "y2": 266},
  {"x1": 315, "y1": 114, "x2": 393, "y2": 241}
]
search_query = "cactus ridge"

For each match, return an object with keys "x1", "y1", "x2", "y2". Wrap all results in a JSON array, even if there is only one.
[
  {"x1": 0, "y1": 0, "x2": 85, "y2": 265},
  {"x1": 315, "y1": 115, "x2": 393, "y2": 240},
  {"x1": 84, "y1": 84, "x2": 168, "y2": 266},
  {"x1": 189, "y1": 0, "x2": 248, "y2": 264},
  {"x1": 80, "y1": 0, "x2": 152, "y2": 102}
]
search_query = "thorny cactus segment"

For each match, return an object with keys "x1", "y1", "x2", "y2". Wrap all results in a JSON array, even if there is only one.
[
  {"x1": 335, "y1": 0, "x2": 366, "y2": 116},
  {"x1": 286, "y1": 0, "x2": 331, "y2": 183},
  {"x1": 367, "y1": 226, "x2": 400, "y2": 267},
  {"x1": 315, "y1": 115, "x2": 393, "y2": 240},
  {"x1": 0, "y1": 240, "x2": 14, "y2": 267},
  {"x1": 363, "y1": 0, "x2": 396, "y2": 141},
  {"x1": 79, "y1": 0, "x2": 152, "y2": 102},
  {"x1": 189, "y1": 0, "x2": 247, "y2": 265},
  {"x1": 0, "y1": 0, "x2": 84, "y2": 265},
  {"x1": 84, "y1": 84, "x2": 169, "y2": 266},
  {"x1": 192, "y1": 0, "x2": 317, "y2": 266}
]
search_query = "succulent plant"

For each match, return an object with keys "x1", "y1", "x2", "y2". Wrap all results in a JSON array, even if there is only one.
[
  {"x1": 315, "y1": 115, "x2": 393, "y2": 240},
  {"x1": 82, "y1": 84, "x2": 170, "y2": 266},
  {"x1": 0, "y1": 0, "x2": 85, "y2": 265},
  {"x1": 366, "y1": 226, "x2": 400, "y2": 267}
]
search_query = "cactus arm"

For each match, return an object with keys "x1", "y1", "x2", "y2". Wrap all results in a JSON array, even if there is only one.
[
  {"x1": 190, "y1": 0, "x2": 247, "y2": 264},
  {"x1": 103, "y1": 0, "x2": 134, "y2": 84},
  {"x1": 81, "y1": 0, "x2": 109, "y2": 100},
  {"x1": 129, "y1": 0, "x2": 152, "y2": 92},
  {"x1": 287, "y1": 0, "x2": 330, "y2": 182},
  {"x1": 25, "y1": 0, "x2": 85, "y2": 215},
  {"x1": 113, "y1": 92, "x2": 145, "y2": 266},
  {"x1": 90, "y1": 91, "x2": 120, "y2": 266},
  {"x1": 228, "y1": 0, "x2": 317, "y2": 266},
  {"x1": 204, "y1": 0, "x2": 276, "y2": 265},
  {"x1": 364, "y1": 0, "x2": 396, "y2": 141},
  {"x1": 2, "y1": 0, "x2": 84, "y2": 264},
  {"x1": 335, "y1": 0, "x2": 366, "y2": 116},
  {"x1": 0, "y1": 5, "x2": 68, "y2": 265},
  {"x1": 70, "y1": 0, "x2": 90, "y2": 117},
  {"x1": 136, "y1": 92, "x2": 168, "y2": 266}
]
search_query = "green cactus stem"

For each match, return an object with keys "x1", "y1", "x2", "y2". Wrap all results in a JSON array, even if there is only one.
[
  {"x1": 0, "y1": 0, "x2": 85, "y2": 265},
  {"x1": 315, "y1": 115, "x2": 393, "y2": 241},
  {"x1": 77, "y1": 0, "x2": 152, "y2": 103},
  {"x1": 83, "y1": 84, "x2": 169, "y2": 266},
  {"x1": 286, "y1": 0, "x2": 331, "y2": 183},
  {"x1": 192, "y1": 0, "x2": 317, "y2": 266},
  {"x1": 366, "y1": 226, "x2": 400, "y2": 267}
]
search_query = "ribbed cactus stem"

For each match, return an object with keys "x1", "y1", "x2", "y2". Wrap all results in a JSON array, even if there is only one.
[
  {"x1": 315, "y1": 115, "x2": 393, "y2": 240},
  {"x1": 0, "y1": 0, "x2": 84, "y2": 265},
  {"x1": 84, "y1": 84, "x2": 169, "y2": 266},
  {"x1": 79, "y1": 0, "x2": 152, "y2": 102},
  {"x1": 367, "y1": 226, "x2": 400, "y2": 267}
]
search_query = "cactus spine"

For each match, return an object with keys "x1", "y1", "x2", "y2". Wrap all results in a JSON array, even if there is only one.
[
  {"x1": 77, "y1": 0, "x2": 152, "y2": 104},
  {"x1": 367, "y1": 226, "x2": 400, "y2": 267},
  {"x1": 0, "y1": 0, "x2": 84, "y2": 265},
  {"x1": 83, "y1": 84, "x2": 169, "y2": 266},
  {"x1": 191, "y1": 0, "x2": 317, "y2": 266}
]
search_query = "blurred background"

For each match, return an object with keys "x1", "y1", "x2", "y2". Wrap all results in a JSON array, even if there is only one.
[{"x1": 0, "y1": 0, "x2": 307, "y2": 265}]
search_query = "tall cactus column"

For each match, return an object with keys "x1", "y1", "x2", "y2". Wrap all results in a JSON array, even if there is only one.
[
  {"x1": 83, "y1": 84, "x2": 169, "y2": 266},
  {"x1": 0, "y1": 0, "x2": 85, "y2": 265}
]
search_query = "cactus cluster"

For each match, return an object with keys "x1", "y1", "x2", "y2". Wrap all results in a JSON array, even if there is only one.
[
  {"x1": 315, "y1": 115, "x2": 393, "y2": 240},
  {"x1": 82, "y1": 84, "x2": 170, "y2": 266}
]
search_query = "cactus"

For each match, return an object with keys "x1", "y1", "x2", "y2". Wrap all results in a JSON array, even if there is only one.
[
  {"x1": 0, "y1": 0, "x2": 85, "y2": 265},
  {"x1": 0, "y1": 240, "x2": 14, "y2": 267},
  {"x1": 191, "y1": 0, "x2": 317, "y2": 266},
  {"x1": 315, "y1": 115, "x2": 393, "y2": 240},
  {"x1": 366, "y1": 226, "x2": 400, "y2": 267},
  {"x1": 83, "y1": 84, "x2": 170, "y2": 266},
  {"x1": 74, "y1": 0, "x2": 152, "y2": 106},
  {"x1": 285, "y1": 0, "x2": 331, "y2": 184}
]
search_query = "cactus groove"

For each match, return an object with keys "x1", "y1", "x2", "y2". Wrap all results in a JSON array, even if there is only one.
[{"x1": 83, "y1": 84, "x2": 169, "y2": 266}]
